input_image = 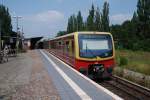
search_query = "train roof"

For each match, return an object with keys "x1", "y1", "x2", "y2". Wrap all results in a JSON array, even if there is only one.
[{"x1": 50, "y1": 31, "x2": 111, "y2": 41}]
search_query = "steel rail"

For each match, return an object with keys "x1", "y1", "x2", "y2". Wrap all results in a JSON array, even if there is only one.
[{"x1": 99, "y1": 75, "x2": 150, "y2": 100}]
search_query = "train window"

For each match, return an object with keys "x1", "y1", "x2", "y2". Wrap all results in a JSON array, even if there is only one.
[
  {"x1": 64, "y1": 41, "x2": 70, "y2": 54},
  {"x1": 66, "y1": 41, "x2": 69, "y2": 45},
  {"x1": 58, "y1": 41, "x2": 62, "y2": 45},
  {"x1": 50, "y1": 41, "x2": 55, "y2": 49},
  {"x1": 78, "y1": 34, "x2": 113, "y2": 58},
  {"x1": 65, "y1": 41, "x2": 69, "y2": 49}
]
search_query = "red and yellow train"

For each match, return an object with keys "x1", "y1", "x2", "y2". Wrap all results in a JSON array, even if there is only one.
[{"x1": 44, "y1": 32, "x2": 115, "y2": 79}]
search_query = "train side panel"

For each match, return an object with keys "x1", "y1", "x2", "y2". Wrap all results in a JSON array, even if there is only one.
[{"x1": 48, "y1": 34, "x2": 76, "y2": 68}]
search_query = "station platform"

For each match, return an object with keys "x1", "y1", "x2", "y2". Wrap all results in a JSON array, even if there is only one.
[{"x1": 40, "y1": 50, "x2": 123, "y2": 100}]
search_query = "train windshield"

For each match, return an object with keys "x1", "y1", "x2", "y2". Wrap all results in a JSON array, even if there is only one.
[{"x1": 78, "y1": 34, "x2": 113, "y2": 58}]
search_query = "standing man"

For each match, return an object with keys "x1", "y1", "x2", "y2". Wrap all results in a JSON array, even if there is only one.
[{"x1": 3, "y1": 45, "x2": 8, "y2": 62}]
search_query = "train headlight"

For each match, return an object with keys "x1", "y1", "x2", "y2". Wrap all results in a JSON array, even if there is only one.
[{"x1": 93, "y1": 64, "x2": 104, "y2": 73}]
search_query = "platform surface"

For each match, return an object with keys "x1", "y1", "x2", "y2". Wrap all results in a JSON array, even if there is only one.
[
  {"x1": 40, "y1": 50, "x2": 123, "y2": 100},
  {"x1": 0, "y1": 50, "x2": 122, "y2": 100},
  {"x1": 0, "y1": 50, "x2": 60, "y2": 100}
]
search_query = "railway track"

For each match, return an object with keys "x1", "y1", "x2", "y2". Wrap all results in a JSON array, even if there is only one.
[{"x1": 99, "y1": 75, "x2": 150, "y2": 100}]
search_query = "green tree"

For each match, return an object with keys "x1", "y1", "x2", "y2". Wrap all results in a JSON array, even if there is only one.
[
  {"x1": 67, "y1": 16, "x2": 73, "y2": 33},
  {"x1": 130, "y1": 12, "x2": 138, "y2": 39},
  {"x1": 101, "y1": 1, "x2": 110, "y2": 32},
  {"x1": 67, "y1": 15, "x2": 77, "y2": 33},
  {"x1": 132, "y1": 12, "x2": 138, "y2": 24},
  {"x1": 77, "y1": 11, "x2": 83, "y2": 31},
  {"x1": 110, "y1": 24, "x2": 122, "y2": 40},
  {"x1": 72, "y1": 15, "x2": 77, "y2": 32},
  {"x1": 0, "y1": 5, "x2": 12, "y2": 39},
  {"x1": 137, "y1": 0, "x2": 150, "y2": 39},
  {"x1": 95, "y1": 7, "x2": 101, "y2": 31},
  {"x1": 110, "y1": 0, "x2": 150, "y2": 51},
  {"x1": 131, "y1": 12, "x2": 138, "y2": 31},
  {"x1": 56, "y1": 31, "x2": 67, "y2": 37},
  {"x1": 86, "y1": 4, "x2": 95, "y2": 31}
]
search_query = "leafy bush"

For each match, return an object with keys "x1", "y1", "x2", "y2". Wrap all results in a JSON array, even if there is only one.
[{"x1": 119, "y1": 56, "x2": 128, "y2": 66}]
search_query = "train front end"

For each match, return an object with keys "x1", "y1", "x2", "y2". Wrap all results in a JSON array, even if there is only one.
[{"x1": 75, "y1": 32, "x2": 115, "y2": 79}]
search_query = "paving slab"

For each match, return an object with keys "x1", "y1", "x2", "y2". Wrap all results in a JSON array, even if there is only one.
[{"x1": 0, "y1": 50, "x2": 60, "y2": 100}]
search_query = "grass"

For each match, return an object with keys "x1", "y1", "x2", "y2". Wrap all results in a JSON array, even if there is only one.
[{"x1": 115, "y1": 49, "x2": 150, "y2": 75}]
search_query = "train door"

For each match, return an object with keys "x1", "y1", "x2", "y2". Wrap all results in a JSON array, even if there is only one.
[
  {"x1": 65, "y1": 40, "x2": 69, "y2": 55},
  {"x1": 64, "y1": 39, "x2": 72, "y2": 56},
  {"x1": 66, "y1": 39, "x2": 74, "y2": 57},
  {"x1": 69, "y1": 40, "x2": 72, "y2": 56},
  {"x1": 71, "y1": 40, "x2": 75, "y2": 57}
]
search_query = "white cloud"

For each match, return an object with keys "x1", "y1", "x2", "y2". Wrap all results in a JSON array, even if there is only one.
[
  {"x1": 110, "y1": 14, "x2": 132, "y2": 25},
  {"x1": 25, "y1": 10, "x2": 64, "y2": 23},
  {"x1": 21, "y1": 10, "x2": 65, "y2": 38}
]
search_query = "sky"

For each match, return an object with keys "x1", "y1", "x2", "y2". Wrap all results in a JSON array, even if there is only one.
[{"x1": 2, "y1": 0, "x2": 137, "y2": 38}]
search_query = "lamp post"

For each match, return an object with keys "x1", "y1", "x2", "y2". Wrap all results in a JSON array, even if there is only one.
[
  {"x1": 13, "y1": 16, "x2": 22, "y2": 54},
  {"x1": 21, "y1": 26, "x2": 24, "y2": 50}
]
